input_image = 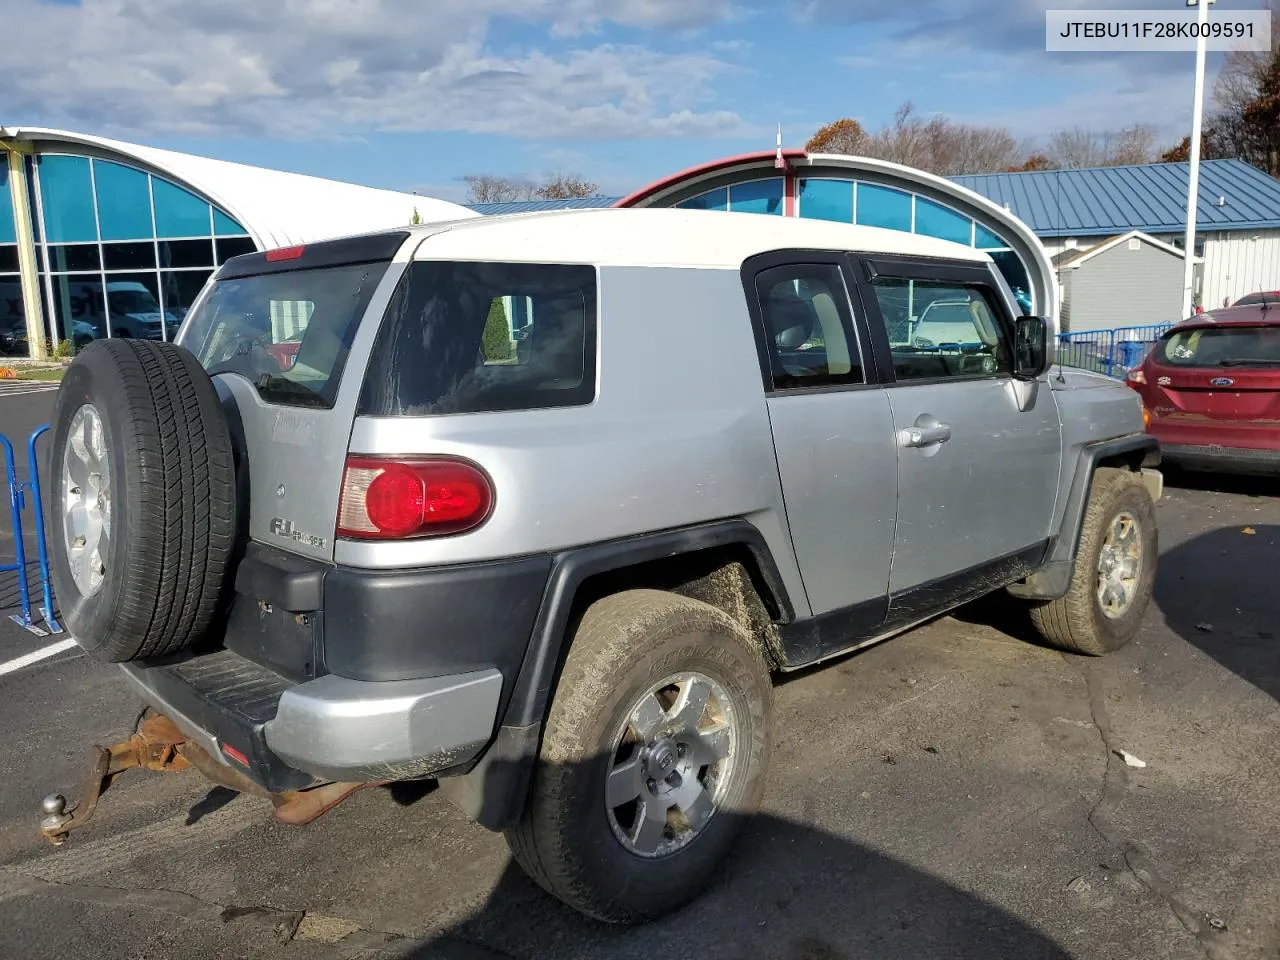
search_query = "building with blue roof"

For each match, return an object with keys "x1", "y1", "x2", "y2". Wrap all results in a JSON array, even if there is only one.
[{"x1": 469, "y1": 157, "x2": 1280, "y2": 317}]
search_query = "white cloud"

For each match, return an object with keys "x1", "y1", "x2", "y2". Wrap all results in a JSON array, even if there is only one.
[
  {"x1": 0, "y1": 0, "x2": 750, "y2": 141},
  {"x1": 820, "y1": 0, "x2": 1256, "y2": 139}
]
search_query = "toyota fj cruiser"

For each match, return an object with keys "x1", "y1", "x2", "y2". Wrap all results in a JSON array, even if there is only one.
[{"x1": 41, "y1": 207, "x2": 1161, "y2": 924}]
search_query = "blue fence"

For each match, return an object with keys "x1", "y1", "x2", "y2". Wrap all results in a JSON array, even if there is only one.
[
  {"x1": 1056, "y1": 323, "x2": 1174, "y2": 378},
  {"x1": 0, "y1": 426, "x2": 63, "y2": 636}
]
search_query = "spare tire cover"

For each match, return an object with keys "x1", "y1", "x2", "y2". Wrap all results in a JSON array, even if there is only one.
[{"x1": 49, "y1": 339, "x2": 237, "y2": 663}]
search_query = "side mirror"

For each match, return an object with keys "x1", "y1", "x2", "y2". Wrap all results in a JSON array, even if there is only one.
[{"x1": 1013, "y1": 316, "x2": 1050, "y2": 381}]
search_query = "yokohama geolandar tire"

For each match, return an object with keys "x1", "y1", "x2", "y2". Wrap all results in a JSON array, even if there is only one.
[
  {"x1": 1029, "y1": 467, "x2": 1158, "y2": 656},
  {"x1": 49, "y1": 338, "x2": 236, "y2": 663},
  {"x1": 506, "y1": 589, "x2": 774, "y2": 924}
]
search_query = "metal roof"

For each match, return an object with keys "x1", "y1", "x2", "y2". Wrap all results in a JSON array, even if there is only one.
[
  {"x1": 951, "y1": 159, "x2": 1280, "y2": 237},
  {"x1": 466, "y1": 196, "x2": 619, "y2": 215},
  {"x1": 467, "y1": 159, "x2": 1280, "y2": 239}
]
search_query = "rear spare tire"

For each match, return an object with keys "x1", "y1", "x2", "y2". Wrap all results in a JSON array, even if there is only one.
[{"x1": 49, "y1": 339, "x2": 236, "y2": 662}]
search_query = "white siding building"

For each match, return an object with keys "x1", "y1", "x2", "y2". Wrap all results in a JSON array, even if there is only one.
[{"x1": 952, "y1": 159, "x2": 1280, "y2": 317}]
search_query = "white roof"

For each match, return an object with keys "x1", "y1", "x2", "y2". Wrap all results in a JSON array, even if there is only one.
[
  {"x1": 1059, "y1": 230, "x2": 1204, "y2": 269},
  {"x1": 411, "y1": 207, "x2": 992, "y2": 269},
  {"x1": 0, "y1": 126, "x2": 479, "y2": 249}
]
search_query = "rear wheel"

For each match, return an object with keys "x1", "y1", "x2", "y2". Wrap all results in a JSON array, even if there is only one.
[
  {"x1": 506, "y1": 589, "x2": 773, "y2": 924},
  {"x1": 1029, "y1": 467, "x2": 1157, "y2": 655},
  {"x1": 50, "y1": 339, "x2": 236, "y2": 662}
]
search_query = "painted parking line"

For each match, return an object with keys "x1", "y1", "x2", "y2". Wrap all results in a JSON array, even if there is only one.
[
  {"x1": 0, "y1": 638, "x2": 79, "y2": 677},
  {"x1": 0, "y1": 383, "x2": 60, "y2": 397}
]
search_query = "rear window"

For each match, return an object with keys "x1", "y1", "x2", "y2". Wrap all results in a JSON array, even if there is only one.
[
  {"x1": 358, "y1": 261, "x2": 597, "y2": 416},
  {"x1": 1155, "y1": 325, "x2": 1280, "y2": 368},
  {"x1": 182, "y1": 262, "x2": 390, "y2": 409}
]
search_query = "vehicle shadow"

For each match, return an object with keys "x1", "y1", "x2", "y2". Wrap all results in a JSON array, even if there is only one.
[
  {"x1": 1154, "y1": 522, "x2": 1279, "y2": 701},
  {"x1": 388, "y1": 756, "x2": 1072, "y2": 960},
  {"x1": 1162, "y1": 468, "x2": 1275, "y2": 499}
]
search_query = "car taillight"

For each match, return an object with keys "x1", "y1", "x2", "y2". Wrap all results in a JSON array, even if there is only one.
[
  {"x1": 337, "y1": 457, "x2": 493, "y2": 539},
  {"x1": 1127, "y1": 367, "x2": 1147, "y2": 384}
]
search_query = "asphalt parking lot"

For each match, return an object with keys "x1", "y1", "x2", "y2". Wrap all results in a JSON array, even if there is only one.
[{"x1": 0, "y1": 390, "x2": 1276, "y2": 960}]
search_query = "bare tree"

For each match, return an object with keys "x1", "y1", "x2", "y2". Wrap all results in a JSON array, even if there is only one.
[
  {"x1": 461, "y1": 174, "x2": 539, "y2": 204},
  {"x1": 1047, "y1": 124, "x2": 1156, "y2": 168},
  {"x1": 851, "y1": 102, "x2": 1026, "y2": 175},
  {"x1": 462, "y1": 172, "x2": 598, "y2": 204},
  {"x1": 534, "y1": 171, "x2": 600, "y2": 200},
  {"x1": 1209, "y1": 2, "x2": 1280, "y2": 174}
]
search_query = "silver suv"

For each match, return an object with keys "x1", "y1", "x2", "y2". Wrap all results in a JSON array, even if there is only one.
[{"x1": 42, "y1": 208, "x2": 1161, "y2": 924}]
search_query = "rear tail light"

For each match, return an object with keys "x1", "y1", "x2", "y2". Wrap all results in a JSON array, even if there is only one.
[
  {"x1": 337, "y1": 457, "x2": 494, "y2": 539},
  {"x1": 1127, "y1": 367, "x2": 1147, "y2": 384}
]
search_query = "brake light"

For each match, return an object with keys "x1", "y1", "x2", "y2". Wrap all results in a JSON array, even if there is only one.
[
  {"x1": 265, "y1": 245, "x2": 305, "y2": 262},
  {"x1": 1127, "y1": 367, "x2": 1147, "y2": 384},
  {"x1": 337, "y1": 457, "x2": 493, "y2": 539}
]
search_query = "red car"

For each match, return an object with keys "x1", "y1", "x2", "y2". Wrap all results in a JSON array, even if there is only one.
[{"x1": 1126, "y1": 303, "x2": 1280, "y2": 476}]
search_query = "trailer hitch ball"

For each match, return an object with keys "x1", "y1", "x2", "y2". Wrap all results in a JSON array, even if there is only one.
[{"x1": 40, "y1": 794, "x2": 72, "y2": 844}]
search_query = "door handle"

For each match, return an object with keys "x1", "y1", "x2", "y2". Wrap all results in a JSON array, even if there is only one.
[{"x1": 899, "y1": 422, "x2": 952, "y2": 448}]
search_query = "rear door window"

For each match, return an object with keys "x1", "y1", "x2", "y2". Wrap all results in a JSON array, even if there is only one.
[
  {"x1": 1156, "y1": 326, "x2": 1280, "y2": 368},
  {"x1": 358, "y1": 261, "x2": 597, "y2": 416},
  {"x1": 183, "y1": 262, "x2": 389, "y2": 408}
]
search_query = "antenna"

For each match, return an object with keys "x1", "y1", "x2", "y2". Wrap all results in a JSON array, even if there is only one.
[{"x1": 775, "y1": 123, "x2": 786, "y2": 170}]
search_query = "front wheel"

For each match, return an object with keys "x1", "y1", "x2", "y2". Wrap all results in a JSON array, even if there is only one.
[
  {"x1": 1029, "y1": 467, "x2": 1158, "y2": 655},
  {"x1": 506, "y1": 589, "x2": 773, "y2": 924}
]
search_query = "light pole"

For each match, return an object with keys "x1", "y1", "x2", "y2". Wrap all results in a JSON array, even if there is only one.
[{"x1": 1182, "y1": 0, "x2": 1215, "y2": 318}]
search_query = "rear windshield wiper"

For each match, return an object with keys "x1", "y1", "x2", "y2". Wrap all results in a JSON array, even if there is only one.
[{"x1": 1219, "y1": 358, "x2": 1280, "y2": 367}]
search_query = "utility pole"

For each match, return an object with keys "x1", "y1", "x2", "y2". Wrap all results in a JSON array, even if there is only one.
[{"x1": 1182, "y1": 0, "x2": 1215, "y2": 319}]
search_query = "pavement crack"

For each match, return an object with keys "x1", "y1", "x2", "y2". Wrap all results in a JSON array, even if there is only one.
[{"x1": 1071, "y1": 656, "x2": 1237, "y2": 960}]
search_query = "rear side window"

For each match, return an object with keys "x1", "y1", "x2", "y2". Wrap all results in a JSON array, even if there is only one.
[
  {"x1": 183, "y1": 262, "x2": 389, "y2": 408},
  {"x1": 1156, "y1": 326, "x2": 1280, "y2": 368},
  {"x1": 753, "y1": 263, "x2": 864, "y2": 390},
  {"x1": 358, "y1": 261, "x2": 597, "y2": 416}
]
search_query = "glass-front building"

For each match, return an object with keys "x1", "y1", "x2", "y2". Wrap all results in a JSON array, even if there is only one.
[
  {"x1": 1, "y1": 149, "x2": 254, "y2": 358},
  {"x1": 673, "y1": 174, "x2": 1034, "y2": 314}
]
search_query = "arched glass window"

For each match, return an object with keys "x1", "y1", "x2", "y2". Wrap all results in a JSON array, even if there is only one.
[
  {"x1": 792, "y1": 176, "x2": 1035, "y2": 314},
  {"x1": 1, "y1": 158, "x2": 27, "y2": 359},
  {"x1": 855, "y1": 183, "x2": 913, "y2": 232},
  {"x1": 915, "y1": 197, "x2": 973, "y2": 245},
  {"x1": 797, "y1": 179, "x2": 853, "y2": 223},
  {"x1": 677, "y1": 188, "x2": 727, "y2": 211},
  {"x1": 33, "y1": 154, "x2": 255, "y2": 353},
  {"x1": 676, "y1": 178, "x2": 785, "y2": 215},
  {"x1": 0, "y1": 161, "x2": 17, "y2": 245},
  {"x1": 728, "y1": 178, "x2": 784, "y2": 215}
]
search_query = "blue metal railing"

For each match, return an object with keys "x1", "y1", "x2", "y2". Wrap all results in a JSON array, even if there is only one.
[
  {"x1": 1057, "y1": 322, "x2": 1174, "y2": 378},
  {"x1": 0, "y1": 425, "x2": 63, "y2": 636}
]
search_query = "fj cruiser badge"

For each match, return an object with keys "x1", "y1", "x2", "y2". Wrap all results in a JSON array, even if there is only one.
[{"x1": 270, "y1": 517, "x2": 327, "y2": 549}]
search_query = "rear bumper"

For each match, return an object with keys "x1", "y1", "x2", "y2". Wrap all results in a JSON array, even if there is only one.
[
  {"x1": 120, "y1": 652, "x2": 502, "y2": 791},
  {"x1": 1161, "y1": 443, "x2": 1280, "y2": 476}
]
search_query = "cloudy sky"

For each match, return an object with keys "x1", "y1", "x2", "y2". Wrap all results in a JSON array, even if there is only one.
[{"x1": 1, "y1": 0, "x2": 1267, "y2": 200}]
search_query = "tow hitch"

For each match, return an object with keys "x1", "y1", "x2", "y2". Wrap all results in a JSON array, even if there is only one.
[{"x1": 40, "y1": 711, "x2": 377, "y2": 846}]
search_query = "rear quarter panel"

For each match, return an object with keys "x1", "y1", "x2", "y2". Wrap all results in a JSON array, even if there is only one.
[{"x1": 340, "y1": 264, "x2": 809, "y2": 614}]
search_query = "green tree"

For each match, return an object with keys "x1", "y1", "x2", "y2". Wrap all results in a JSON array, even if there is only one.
[{"x1": 482, "y1": 298, "x2": 512, "y2": 361}]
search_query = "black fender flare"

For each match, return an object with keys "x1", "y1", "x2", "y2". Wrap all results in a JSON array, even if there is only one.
[
  {"x1": 438, "y1": 519, "x2": 794, "y2": 831},
  {"x1": 1008, "y1": 433, "x2": 1161, "y2": 601}
]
